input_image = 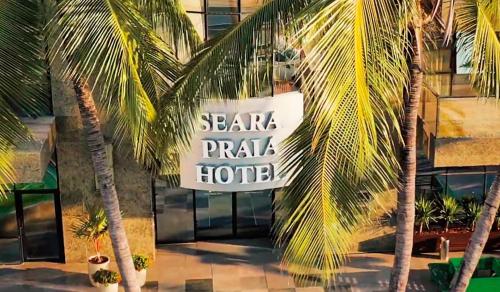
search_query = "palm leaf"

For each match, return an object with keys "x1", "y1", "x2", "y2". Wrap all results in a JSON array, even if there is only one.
[
  {"x1": 455, "y1": 0, "x2": 499, "y2": 97},
  {"x1": 0, "y1": 0, "x2": 48, "y2": 195},
  {"x1": 47, "y1": 0, "x2": 182, "y2": 168},
  {"x1": 133, "y1": 0, "x2": 202, "y2": 57},
  {"x1": 274, "y1": 0, "x2": 409, "y2": 283},
  {"x1": 154, "y1": 0, "x2": 310, "y2": 165}
]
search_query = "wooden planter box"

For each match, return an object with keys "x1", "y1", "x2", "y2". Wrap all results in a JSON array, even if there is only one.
[{"x1": 413, "y1": 230, "x2": 500, "y2": 253}]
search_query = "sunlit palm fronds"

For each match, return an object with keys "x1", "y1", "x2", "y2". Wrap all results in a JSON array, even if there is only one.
[
  {"x1": 274, "y1": 0, "x2": 409, "y2": 283},
  {"x1": 154, "y1": 0, "x2": 310, "y2": 167},
  {"x1": 47, "y1": 0, "x2": 182, "y2": 168},
  {"x1": 455, "y1": 0, "x2": 499, "y2": 97},
  {"x1": 133, "y1": 0, "x2": 202, "y2": 58},
  {"x1": 0, "y1": 0, "x2": 48, "y2": 195}
]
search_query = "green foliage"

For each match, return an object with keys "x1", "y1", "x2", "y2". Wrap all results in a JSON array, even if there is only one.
[
  {"x1": 71, "y1": 202, "x2": 108, "y2": 258},
  {"x1": 47, "y1": 0, "x2": 184, "y2": 171},
  {"x1": 92, "y1": 269, "x2": 119, "y2": 286},
  {"x1": 463, "y1": 200, "x2": 483, "y2": 231},
  {"x1": 415, "y1": 196, "x2": 438, "y2": 233},
  {"x1": 0, "y1": 0, "x2": 49, "y2": 196},
  {"x1": 439, "y1": 195, "x2": 463, "y2": 232},
  {"x1": 132, "y1": 254, "x2": 150, "y2": 271},
  {"x1": 454, "y1": 0, "x2": 500, "y2": 98}
]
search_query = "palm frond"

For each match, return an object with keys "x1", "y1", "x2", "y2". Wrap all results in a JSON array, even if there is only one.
[
  {"x1": 0, "y1": 0, "x2": 48, "y2": 195},
  {"x1": 274, "y1": 0, "x2": 410, "y2": 283},
  {"x1": 47, "y1": 0, "x2": 182, "y2": 168},
  {"x1": 133, "y1": 0, "x2": 202, "y2": 57},
  {"x1": 455, "y1": 0, "x2": 499, "y2": 97},
  {"x1": 154, "y1": 0, "x2": 310, "y2": 166}
]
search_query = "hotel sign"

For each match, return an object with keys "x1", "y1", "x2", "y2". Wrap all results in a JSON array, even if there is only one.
[{"x1": 180, "y1": 91, "x2": 303, "y2": 192}]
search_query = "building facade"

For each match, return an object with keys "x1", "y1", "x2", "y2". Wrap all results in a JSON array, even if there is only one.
[{"x1": 1, "y1": 0, "x2": 497, "y2": 265}]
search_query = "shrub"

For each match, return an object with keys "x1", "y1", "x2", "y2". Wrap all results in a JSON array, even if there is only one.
[
  {"x1": 415, "y1": 196, "x2": 437, "y2": 233},
  {"x1": 439, "y1": 195, "x2": 462, "y2": 232},
  {"x1": 463, "y1": 200, "x2": 482, "y2": 231},
  {"x1": 133, "y1": 254, "x2": 150, "y2": 271},
  {"x1": 92, "y1": 269, "x2": 119, "y2": 286}
]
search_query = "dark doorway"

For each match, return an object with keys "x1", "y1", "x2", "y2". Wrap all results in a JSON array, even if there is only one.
[
  {"x1": 0, "y1": 161, "x2": 64, "y2": 264},
  {"x1": 194, "y1": 189, "x2": 273, "y2": 240}
]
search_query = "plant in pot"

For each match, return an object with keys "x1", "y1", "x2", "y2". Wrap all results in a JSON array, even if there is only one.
[
  {"x1": 415, "y1": 196, "x2": 437, "y2": 234},
  {"x1": 132, "y1": 254, "x2": 150, "y2": 287},
  {"x1": 71, "y1": 202, "x2": 109, "y2": 286},
  {"x1": 463, "y1": 200, "x2": 482, "y2": 231},
  {"x1": 92, "y1": 269, "x2": 120, "y2": 292},
  {"x1": 439, "y1": 195, "x2": 462, "y2": 233}
]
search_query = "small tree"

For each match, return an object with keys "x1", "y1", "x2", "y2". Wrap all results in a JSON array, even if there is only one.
[
  {"x1": 71, "y1": 202, "x2": 108, "y2": 263},
  {"x1": 415, "y1": 196, "x2": 437, "y2": 233},
  {"x1": 440, "y1": 195, "x2": 462, "y2": 232}
]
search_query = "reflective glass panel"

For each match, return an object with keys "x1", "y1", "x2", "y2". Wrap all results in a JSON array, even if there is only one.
[
  {"x1": 155, "y1": 187, "x2": 194, "y2": 243},
  {"x1": 236, "y1": 190, "x2": 272, "y2": 236},
  {"x1": 195, "y1": 191, "x2": 233, "y2": 238},
  {"x1": 446, "y1": 169, "x2": 485, "y2": 199},
  {"x1": 21, "y1": 193, "x2": 60, "y2": 260},
  {"x1": 207, "y1": 0, "x2": 238, "y2": 13},
  {"x1": 207, "y1": 15, "x2": 238, "y2": 39},
  {"x1": 0, "y1": 193, "x2": 21, "y2": 264}
]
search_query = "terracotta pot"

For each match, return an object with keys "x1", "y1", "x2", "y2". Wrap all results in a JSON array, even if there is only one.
[
  {"x1": 95, "y1": 282, "x2": 118, "y2": 292},
  {"x1": 136, "y1": 269, "x2": 147, "y2": 287},
  {"x1": 88, "y1": 256, "x2": 110, "y2": 287}
]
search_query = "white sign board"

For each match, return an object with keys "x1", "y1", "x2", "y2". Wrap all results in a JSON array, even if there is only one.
[{"x1": 180, "y1": 91, "x2": 303, "y2": 192}]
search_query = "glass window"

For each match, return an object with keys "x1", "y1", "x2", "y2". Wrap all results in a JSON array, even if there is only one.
[
  {"x1": 236, "y1": 190, "x2": 272, "y2": 236},
  {"x1": 207, "y1": 0, "x2": 238, "y2": 13},
  {"x1": 207, "y1": 14, "x2": 238, "y2": 39},
  {"x1": 183, "y1": 0, "x2": 205, "y2": 12},
  {"x1": 445, "y1": 168, "x2": 485, "y2": 199},
  {"x1": 155, "y1": 186, "x2": 194, "y2": 243},
  {"x1": 0, "y1": 193, "x2": 21, "y2": 264},
  {"x1": 195, "y1": 190, "x2": 233, "y2": 238}
]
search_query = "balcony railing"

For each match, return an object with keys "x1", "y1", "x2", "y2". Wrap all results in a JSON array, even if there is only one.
[{"x1": 418, "y1": 74, "x2": 500, "y2": 168}]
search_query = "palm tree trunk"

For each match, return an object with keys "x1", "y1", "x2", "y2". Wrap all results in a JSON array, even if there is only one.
[
  {"x1": 73, "y1": 80, "x2": 140, "y2": 292},
  {"x1": 389, "y1": 15, "x2": 424, "y2": 292},
  {"x1": 451, "y1": 173, "x2": 500, "y2": 292}
]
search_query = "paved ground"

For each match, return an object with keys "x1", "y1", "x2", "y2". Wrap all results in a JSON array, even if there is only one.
[{"x1": 0, "y1": 239, "x2": 481, "y2": 291}]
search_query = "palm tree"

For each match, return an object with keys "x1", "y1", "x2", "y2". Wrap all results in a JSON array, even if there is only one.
[
  {"x1": 162, "y1": 0, "x2": 410, "y2": 287},
  {"x1": 0, "y1": 0, "x2": 49, "y2": 195},
  {"x1": 1, "y1": 0, "x2": 200, "y2": 290},
  {"x1": 161, "y1": 0, "x2": 498, "y2": 290},
  {"x1": 446, "y1": 0, "x2": 500, "y2": 291},
  {"x1": 46, "y1": 1, "x2": 201, "y2": 290}
]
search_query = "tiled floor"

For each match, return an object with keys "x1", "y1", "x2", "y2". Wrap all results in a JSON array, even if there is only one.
[{"x1": 0, "y1": 238, "x2": 490, "y2": 291}]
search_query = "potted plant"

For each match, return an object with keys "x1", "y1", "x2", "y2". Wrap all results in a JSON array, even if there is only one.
[
  {"x1": 439, "y1": 195, "x2": 462, "y2": 232},
  {"x1": 415, "y1": 196, "x2": 437, "y2": 233},
  {"x1": 71, "y1": 202, "x2": 109, "y2": 286},
  {"x1": 133, "y1": 254, "x2": 150, "y2": 287},
  {"x1": 92, "y1": 269, "x2": 119, "y2": 292}
]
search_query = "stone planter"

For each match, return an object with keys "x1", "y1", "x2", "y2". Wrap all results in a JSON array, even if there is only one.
[
  {"x1": 95, "y1": 282, "x2": 118, "y2": 292},
  {"x1": 88, "y1": 256, "x2": 110, "y2": 287},
  {"x1": 136, "y1": 269, "x2": 147, "y2": 287}
]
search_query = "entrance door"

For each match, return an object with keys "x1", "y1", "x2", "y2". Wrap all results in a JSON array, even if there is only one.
[
  {"x1": 0, "y1": 193, "x2": 22, "y2": 264},
  {"x1": 195, "y1": 191, "x2": 234, "y2": 238},
  {"x1": 19, "y1": 192, "x2": 62, "y2": 261},
  {"x1": 194, "y1": 190, "x2": 273, "y2": 239}
]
